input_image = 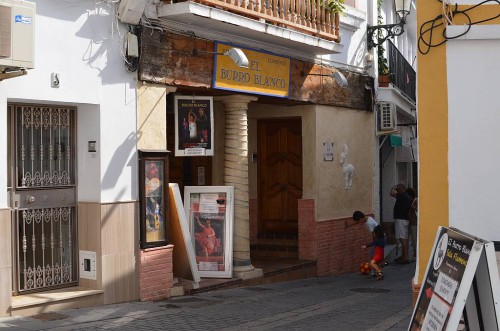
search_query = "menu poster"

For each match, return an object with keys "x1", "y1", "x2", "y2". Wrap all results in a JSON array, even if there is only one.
[{"x1": 410, "y1": 227, "x2": 477, "y2": 331}]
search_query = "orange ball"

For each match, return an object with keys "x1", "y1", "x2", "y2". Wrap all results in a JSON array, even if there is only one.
[{"x1": 360, "y1": 262, "x2": 371, "y2": 275}]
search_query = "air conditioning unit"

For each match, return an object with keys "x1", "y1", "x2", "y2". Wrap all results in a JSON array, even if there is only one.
[
  {"x1": 379, "y1": 102, "x2": 397, "y2": 131},
  {"x1": 0, "y1": 0, "x2": 35, "y2": 70}
]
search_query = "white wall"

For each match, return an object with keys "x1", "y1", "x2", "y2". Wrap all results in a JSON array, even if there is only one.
[
  {"x1": 0, "y1": 93, "x2": 7, "y2": 208},
  {"x1": 77, "y1": 104, "x2": 101, "y2": 202},
  {"x1": 0, "y1": 0, "x2": 137, "y2": 205},
  {"x1": 325, "y1": 2, "x2": 369, "y2": 69},
  {"x1": 447, "y1": 26, "x2": 500, "y2": 241}
]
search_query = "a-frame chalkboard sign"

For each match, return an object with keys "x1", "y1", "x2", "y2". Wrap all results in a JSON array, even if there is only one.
[{"x1": 409, "y1": 227, "x2": 500, "y2": 331}]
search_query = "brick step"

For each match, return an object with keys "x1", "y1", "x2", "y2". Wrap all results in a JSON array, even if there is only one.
[
  {"x1": 251, "y1": 250, "x2": 298, "y2": 259},
  {"x1": 251, "y1": 239, "x2": 298, "y2": 258},
  {"x1": 258, "y1": 233, "x2": 298, "y2": 240},
  {"x1": 254, "y1": 238, "x2": 298, "y2": 246}
]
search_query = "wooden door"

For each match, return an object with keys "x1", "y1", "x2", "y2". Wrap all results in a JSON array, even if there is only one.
[
  {"x1": 257, "y1": 118, "x2": 302, "y2": 236},
  {"x1": 167, "y1": 113, "x2": 212, "y2": 197}
]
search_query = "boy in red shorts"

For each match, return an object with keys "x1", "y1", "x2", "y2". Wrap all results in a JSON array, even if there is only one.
[{"x1": 361, "y1": 225, "x2": 385, "y2": 280}]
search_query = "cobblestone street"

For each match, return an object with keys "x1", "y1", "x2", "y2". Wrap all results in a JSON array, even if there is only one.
[{"x1": 0, "y1": 262, "x2": 415, "y2": 331}]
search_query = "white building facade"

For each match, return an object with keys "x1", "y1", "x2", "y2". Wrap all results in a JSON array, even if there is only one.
[{"x1": 0, "y1": 0, "x2": 140, "y2": 316}]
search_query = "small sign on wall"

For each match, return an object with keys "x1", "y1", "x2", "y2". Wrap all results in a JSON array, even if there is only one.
[
  {"x1": 213, "y1": 42, "x2": 291, "y2": 98},
  {"x1": 323, "y1": 139, "x2": 334, "y2": 161}
]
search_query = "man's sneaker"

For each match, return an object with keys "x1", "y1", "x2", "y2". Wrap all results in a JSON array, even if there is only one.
[
  {"x1": 381, "y1": 261, "x2": 388, "y2": 267},
  {"x1": 369, "y1": 270, "x2": 377, "y2": 278}
]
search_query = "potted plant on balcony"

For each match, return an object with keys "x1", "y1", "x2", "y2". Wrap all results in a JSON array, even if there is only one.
[
  {"x1": 378, "y1": 44, "x2": 390, "y2": 87},
  {"x1": 377, "y1": 0, "x2": 390, "y2": 87},
  {"x1": 327, "y1": 0, "x2": 345, "y2": 13}
]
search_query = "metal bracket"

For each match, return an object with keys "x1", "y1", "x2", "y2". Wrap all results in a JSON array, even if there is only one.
[{"x1": 367, "y1": 22, "x2": 406, "y2": 50}]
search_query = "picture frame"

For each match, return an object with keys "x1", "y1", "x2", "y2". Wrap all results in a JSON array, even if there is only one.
[
  {"x1": 174, "y1": 95, "x2": 214, "y2": 157},
  {"x1": 138, "y1": 150, "x2": 170, "y2": 249},
  {"x1": 184, "y1": 186, "x2": 234, "y2": 278}
]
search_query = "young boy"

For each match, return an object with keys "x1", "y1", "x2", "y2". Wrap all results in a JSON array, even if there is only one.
[
  {"x1": 352, "y1": 211, "x2": 378, "y2": 238},
  {"x1": 352, "y1": 211, "x2": 388, "y2": 276},
  {"x1": 362, "y1": 225, "x2": 386, "y2": 280}
]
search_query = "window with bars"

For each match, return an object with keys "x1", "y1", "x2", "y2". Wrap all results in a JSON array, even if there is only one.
[{"x1": 16, "y1": 105, "x2": 74, "y2": 189}]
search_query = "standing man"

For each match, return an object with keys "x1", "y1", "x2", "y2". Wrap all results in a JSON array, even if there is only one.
[{"x1": 390, "y1": 183, "x2": 412, "y2": 264}]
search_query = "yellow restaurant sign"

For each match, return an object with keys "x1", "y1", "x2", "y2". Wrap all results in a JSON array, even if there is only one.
[{"x1": 213, "y1": 42, "x2": 290, "y2": 98}]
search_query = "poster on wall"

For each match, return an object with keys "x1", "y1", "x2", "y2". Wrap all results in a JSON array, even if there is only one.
[
  {"x1": 409, "y1": 226, "x2": 500, "y2": 331},
  {"x1": 174, "y1": 96, "x2": 214, "y2": 156},
  {"x1": 138, "y1": 150, "x2": 170, "y2": 249},
  {"x1": 184, "y1": 186, "x2": 234, "y2": 278}
]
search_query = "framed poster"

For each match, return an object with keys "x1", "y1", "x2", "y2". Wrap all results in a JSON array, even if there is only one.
[
  {"x1": 138, "y1": 150, "x2": 170, "y2": 249},
  {"x1": 184, "y1": 186, "x2": 234, "y2": 278},
  {"x1": 174, "y1": 96, "x2": 214, "y2": 156}
]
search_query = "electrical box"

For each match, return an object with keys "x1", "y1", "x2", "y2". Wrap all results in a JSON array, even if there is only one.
[
  {"x1": 79, "y1": 250, "x2": 97, "y2": 280},
  {"x1": 0, "y1": 0, "x2": 35, "y2": 70},
  {"x1": 126, "y1": 32, "x2": 139, "y2": 58},
  {"x1": 117, "y1": 0, "x2": 148, "y2": 25}
]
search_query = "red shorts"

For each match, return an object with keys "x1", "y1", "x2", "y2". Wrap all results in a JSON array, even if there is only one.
[{"x1": 372, "y1": 247, "x2": 384, "y2": 263}]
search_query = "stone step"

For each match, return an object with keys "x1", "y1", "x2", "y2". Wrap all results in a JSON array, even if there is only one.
[{"x1": 178, "y1": 258, "x2": 317, "y2": 295}]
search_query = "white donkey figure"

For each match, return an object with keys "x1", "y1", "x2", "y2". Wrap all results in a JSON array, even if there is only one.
[{"x1": 340, "y1": 144, "x2": 355, "y2": 190}]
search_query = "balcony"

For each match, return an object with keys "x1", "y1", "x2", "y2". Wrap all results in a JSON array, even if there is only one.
[
  {"x1": 387, "y1": 41, "x2": 416, "y2": 103},
  {"x1": 378, "y1": 41, "x2": 416, "y2": 121},
  {"x1": 152, "y1": 0, "x2": 349, "y2": 59}
]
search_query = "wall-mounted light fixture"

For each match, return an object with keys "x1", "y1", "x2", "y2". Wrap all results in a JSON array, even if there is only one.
[
  {"x1": 301, "y1": 70, "x2": 349, "y2": 88},
  {"x1": 193, "y1": 47, "x2": 249, "y2": 68},
  {"x1": 367, "y1": 0, "x2": 412, "y2": 50}
]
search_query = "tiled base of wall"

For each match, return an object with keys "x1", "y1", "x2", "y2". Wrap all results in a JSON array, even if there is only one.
[
  {"x1": 0, "y1": 208, "x2": 11, "y2": 317},
  {"x1": 298, "y1": 199, "x2": 373, "y2": 276},
  {"x1": 138, "y1": 245, "x2": 174, "y2": 301},
  {"x1": 316, "y1": 218, "x2": 373, "y2": 275}
]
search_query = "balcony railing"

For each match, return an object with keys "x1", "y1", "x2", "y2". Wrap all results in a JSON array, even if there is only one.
[
  {"x1": 180, "y1": 0, "x2": 340, "y2": 42},
  {"x1": 387, "y1": 41, "x2": 416, "y2": 103}
]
